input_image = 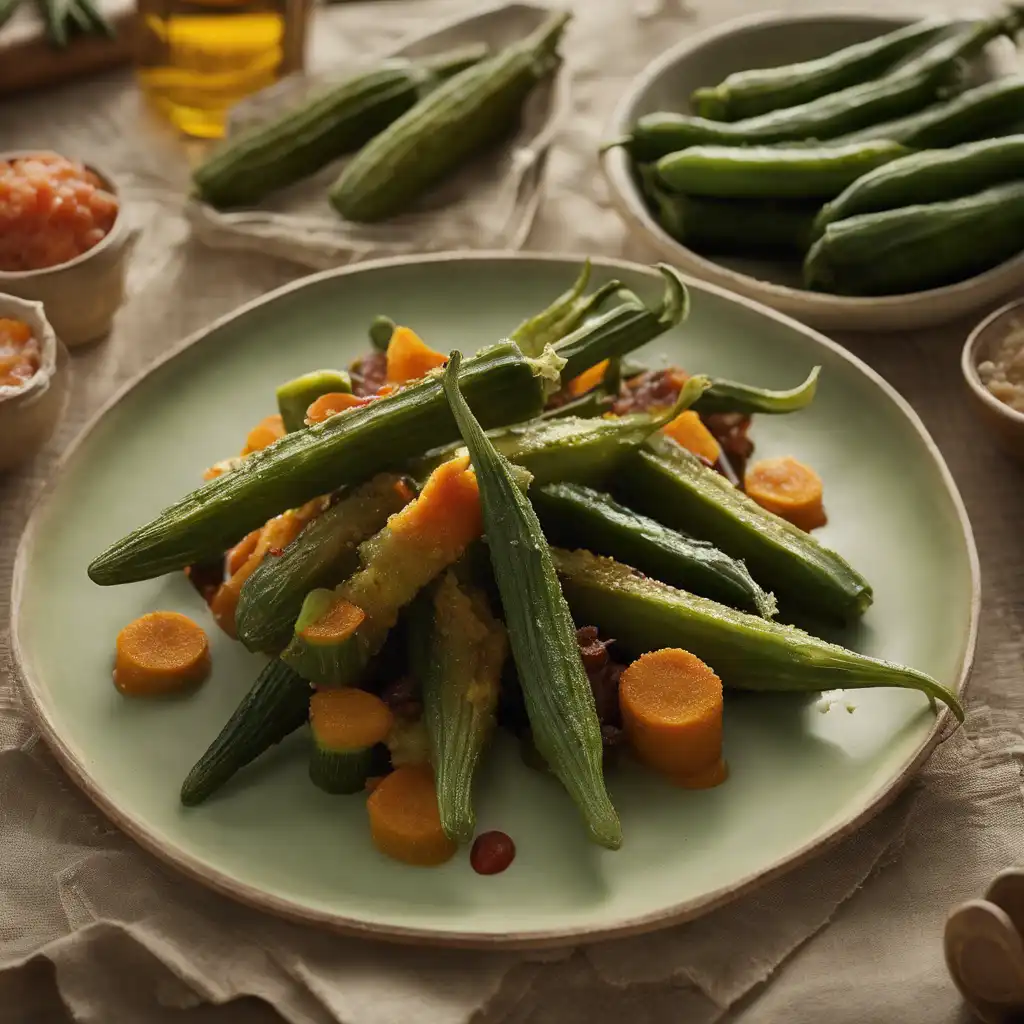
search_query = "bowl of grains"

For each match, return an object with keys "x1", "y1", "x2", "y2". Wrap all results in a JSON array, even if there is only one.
[
  {"x1": 963, "y1": 297, "x2": 1024, "y2": 464},
  {"x1": 0, "y1": 151, "x2": 131, "y2": 347}
]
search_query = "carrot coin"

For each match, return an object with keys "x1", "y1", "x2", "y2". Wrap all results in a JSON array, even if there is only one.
[
  {"x1": 114, "y1": 611, "x2": 211, "y2": 696},
  {"x1": 745, "y1": 456, "x2": 827, "y2": 531},
  {"x1": 619, "y1": 648, "x2": 727, "y2": 789}
]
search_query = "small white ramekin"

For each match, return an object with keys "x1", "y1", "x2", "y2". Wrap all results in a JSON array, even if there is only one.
[
  {"x1": 0, "y1": 150, "x2": 134, "y2": 348},
  {"x1": 0, "y1": 292, "x2": 69, "y2": 472}
]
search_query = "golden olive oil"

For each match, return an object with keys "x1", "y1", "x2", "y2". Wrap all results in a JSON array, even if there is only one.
[{"x1": 135, "y1": 0, "x2": 309, "y2": 138}]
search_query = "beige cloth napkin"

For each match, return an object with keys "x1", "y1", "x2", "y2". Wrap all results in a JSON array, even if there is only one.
[{"x1": 1, "y1": 1, "x2": 1020, "y2": 1022}]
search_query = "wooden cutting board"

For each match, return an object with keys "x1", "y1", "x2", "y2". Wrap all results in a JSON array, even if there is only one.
[{"x1": 0, "y1": 0, "x2": 136, "y2": 96}]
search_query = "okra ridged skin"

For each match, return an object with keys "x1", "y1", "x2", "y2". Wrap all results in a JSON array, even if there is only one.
[
  {"x1": 180, "y1": 659, "x2": 310, "y2": 807},
  {"x1": 88, "y1": 267, "x2": 688, "y2": 587},
  {"x1": 329, "y1": 12, "x2": 570, "y2": 223},
  {"x1": 192, "y1": 46, "x2": 489, "y2": 209},
  {"x1": 411, "y1": 573, "x2": 507, "y2": 844},
  {"x1": 654, "y1": 141, "x2": 910, "y2": 202},
  {"x1": 832, "y1": 75, "x2": 1024, "y2": 148},
  {"x1": 804, "y1": 181, "x2": 1024, "y2": 297},
  {"x1": 282, "y1": 628, "x2": 371, "y2": 689},
  {"x1": 414, "y1": 368, "x2": 709, "y2": 491},
  {"x1": 532, "y1": 482, "x2": 777, "y2": 618},
  {"x1": 814, "y1": 135, "x2": 1024, "y2": 237},
  {"x1": 617, "y1": 435, "x2": 872, "y2": 623},
  {"x1": 309, "y1": 742, "x2": 381, "y2": 795},
  {"x1": 617, "y1": 9, "x2": 1024, "y2": 161},
  {"x1": 442, "y1": 352, "x2": 622, "y2": 850},
  {"x1": 416, "y1": 409, "x2": 693, "y2": 488},
  {"x1": 236, "y1": 475, "x2": 411, "y2": 655},
  {"x1": 553, "y1": 549, "x2": 963, "y2": 721},
  {"x1": 617, "y1": 65, "x2": 944, "y2": 159},
  {"x1": 644, "y1": 186, "x2": 819, "y2": 258},
  {"x1": 690, "y1": 18, "x2": 953, "y2": 121},
  {"x1": 88, "y1": 343, "x2": 544, "y2": 585}
]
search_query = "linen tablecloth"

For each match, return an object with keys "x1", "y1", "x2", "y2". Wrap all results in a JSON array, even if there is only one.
[{"x1": 2, "y1": 2, "x2": 1023, "y2": 1022}]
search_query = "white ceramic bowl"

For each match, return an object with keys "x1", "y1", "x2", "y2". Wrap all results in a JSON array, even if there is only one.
[
  {"x1": 602, "y1": 12, "x2": 1024, "y2": 334},
  {"x1": 962, "y1": 296, "x2": 1024, "y2": 465},
  {"x1": 0, "y1": 293, "x2": 69, "y2": 472},
  {"x1": 0, "y1": 151, "x2": 133, "y2": 348}
]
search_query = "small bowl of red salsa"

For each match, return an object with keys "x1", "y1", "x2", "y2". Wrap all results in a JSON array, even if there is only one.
[
  {"x1": 0, "y1": 293, "x2": 68, "y2": 472},
  {"x1": 0, "y1": 152, "x2": 132, "y2": 348}
]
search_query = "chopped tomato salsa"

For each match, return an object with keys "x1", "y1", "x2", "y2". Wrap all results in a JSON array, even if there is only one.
[{"x1": 0, "y1": 154, "x2": 119, "y2": 272}]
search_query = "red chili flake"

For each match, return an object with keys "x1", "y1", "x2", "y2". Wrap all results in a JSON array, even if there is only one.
[
  {"x1": 268, "y1": 547, "x2": 285, "y2": 557},
  {"x1": 470, "y1": 831, "x2": 516, "y2": 875}
]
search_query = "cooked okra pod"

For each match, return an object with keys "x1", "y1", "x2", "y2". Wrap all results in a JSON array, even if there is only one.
[
  {"x1": 442, "y1": 350, "x2": 622, "y2": 850},
  {"x1": 553, "y1": 548, "x2": 963, "y2": 721}
]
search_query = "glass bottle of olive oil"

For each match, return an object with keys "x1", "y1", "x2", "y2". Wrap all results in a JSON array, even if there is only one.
[{"x1": 134, "y1": 0, "x2": 310, "y2": 139}]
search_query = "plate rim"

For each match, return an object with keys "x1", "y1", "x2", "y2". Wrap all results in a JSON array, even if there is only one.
[
  {"x1": 9, "y1": 250, "x2": 980, "y2": 949},
  {"x1": 600, "y1": 8, "x2": 1024, "y2": 332}
]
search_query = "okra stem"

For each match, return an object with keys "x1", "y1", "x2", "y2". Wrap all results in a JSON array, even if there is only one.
[
  {"x1": 555, "y1": 265, "x2": 689, "y2": 381},
  {"x1": 511, "y1": 260, "x2": 592, "y2": 357},
  {"x1": 694, "y1": 366, "x2": 820, "y2": 416}
]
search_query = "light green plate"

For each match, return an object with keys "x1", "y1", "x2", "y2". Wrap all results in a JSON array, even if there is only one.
[{"x1": 11, "y1": 253, "x2": 978, "y2": 947}]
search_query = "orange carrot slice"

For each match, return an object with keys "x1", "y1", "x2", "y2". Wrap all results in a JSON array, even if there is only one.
[
  {"x1": 367, "y1": 765, "x2": 457, "y2": 866},
  {"x1": 300, "y1": 598, "x2": 366, "y2": 644},
  {"x1": 662, "y1": 410, "x2": 721, "y2": 464},
  {"x1": 387, "y1": 455, "x2": 482, "y2": 558},
  {"x1": 209, "y1": 507, "x2": 312, "y2": 637},
  {"x1": 744, "y1": 456, "x2": 827, "y2": 532},
  {"x1": 114, "y1": 611, "x2": 211, "y2": 696},
  {"x1": 305, "y1": 391, "x2": 364, "y2": 425},
  {"x1": 310, "y1": 688, "x2": 393, "y2": 752},
  {"x1": 618, "y1": 648, "x2": 727, "y2": 789},
  {"x1": 385, "y1": 326, "x2": 447, "y2": 384},
  {"x1": 226, "y1": 529, "x2": 261, "y2": 577},
  {"x1": 568, "y1": 358, "x2": 609, "y2": 397},
  {"x1": 242, "y1": 414, "x2": 286, "y2": 455}
]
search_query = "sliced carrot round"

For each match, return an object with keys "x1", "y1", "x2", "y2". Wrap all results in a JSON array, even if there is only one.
[
  {"x1": 226, "y1": 528, "x2": 261, "y2": 577},
  {"x1": 662, "y1": 410, "x2": 721, "y2": 464},
  {"x1": 744, "y1": 456, "x2": 826, "y2": 532},
  {"x1": 310, "y1": 688, "x2": 393, "y2": 752},
  {"x1": 242, "y1": 414, "x2": 286, "y2": 455},
  {"x1": 114, "y1": 611, "x2": 211, "y2": 696},
  {"x1": 367, "y1": 765, "x2": 457, "y2": 867},
  {"x1": 210, "y1": 509, "x2": 311, "y2": 637},
  {"x1": 618, "y1": 648, "x2": 727, "y2": 789},
  {"x1": 385, "y1": 326, "x2": 447, "y2": 385},
  {"x1": 305, "y1": 391, "x2": 364, "y2": 425},
  {"x1": 568, "y1": 358, "x2": 609, "y2": 397},
  {"x1": 301, "y1": 597, "x2": 366, "y2": 645}
]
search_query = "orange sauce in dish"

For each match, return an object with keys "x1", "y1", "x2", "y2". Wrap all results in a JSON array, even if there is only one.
[{"x1": 0, "y1": 319, "x2": 41, "y2": 390}]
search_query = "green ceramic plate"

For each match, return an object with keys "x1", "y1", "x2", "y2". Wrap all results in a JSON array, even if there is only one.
[{"x1": 11, "y1": 253, "x2": 977, "y2": 947}]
